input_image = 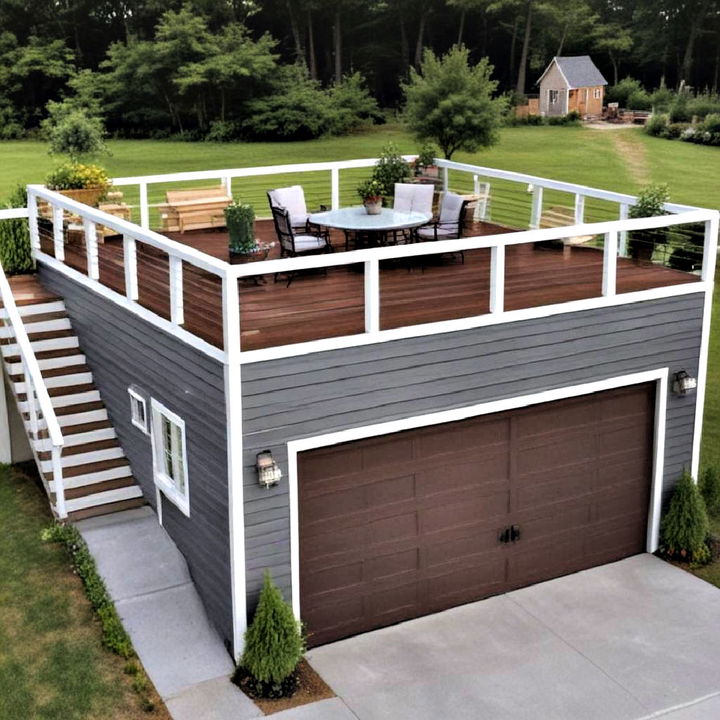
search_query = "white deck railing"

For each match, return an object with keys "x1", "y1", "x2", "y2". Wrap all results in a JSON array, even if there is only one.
[
  {"x1": 21, "y1": 158, "x2": 720, "y2": 366},
  {"x1": 0, "y1": 232, "x2": 66, "y2": 517}
]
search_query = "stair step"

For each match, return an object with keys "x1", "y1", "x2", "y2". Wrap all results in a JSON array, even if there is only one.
[
  {"x1": 62, "y1": 476, "x2": 138, "y2": 500},
  {"x1": 19, "y1": 390, "x2": 100, "y2": 413},
  {"x1": 46, "y1": 457, "x2": 130, "y2": 481},
  {"x1": 48, "y1": 462, "x2": 132, "y2": 490},
  {"x1": 5, "y1": 352, "x2": 86, "y2": 375},
  {"x1": 0, "y1": 300, "x2": 66, "y2": 318},
  {"x1": 55, "y1": 406, "x2": 108, "y2": 425},
  {"x1": 13, "y1": 372, "x2": 93, "y2": 394},
  {"x1": 39, "y1": 445, "x2": 125, "y2": 472},
  {"x1": 0, "y1": 317, "x2": 71, "y2": 338},
  {"x1": 34, "y1": 427, "x2": 116, "y2": 451},
  {"x1": 63, "y1": 485, "x2": 144, "y2": 513},
  {"x1": 2, "y1": 336, "x2": 79, "y2": 357},
  {"x1": 66, "y1": 496, "x2": 147, "y2": 522}
]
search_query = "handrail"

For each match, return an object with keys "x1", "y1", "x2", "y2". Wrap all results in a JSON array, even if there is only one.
[
  {"x1": 0, "y1": 261, "x2": 66, "y2": 517},
  {"x1": 228, "y1": 208, "x2": 717, "y2": 278},
  {"x1": 0, "y1": 208, "x2": 29, "y2": 220},
  {"x1": 27, "y1": 185, "x2": 229, "y2": 277}
]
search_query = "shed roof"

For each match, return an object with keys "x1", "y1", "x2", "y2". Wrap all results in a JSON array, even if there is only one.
[{"x1": 538, "y1": 56, "x2": 608, "y2": 89}]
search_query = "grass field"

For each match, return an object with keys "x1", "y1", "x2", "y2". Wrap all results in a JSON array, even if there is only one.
[
  {"x1": 0, "y1": 464, "x2": 168, "y2": 720},
  {"x1": 1, "y1": 124, "x2": 719, "y2": 463}
]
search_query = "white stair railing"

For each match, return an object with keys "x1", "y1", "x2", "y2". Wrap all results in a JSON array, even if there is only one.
[{"x1": 0, "y1": 262, "x2": 66, "y2": 518}]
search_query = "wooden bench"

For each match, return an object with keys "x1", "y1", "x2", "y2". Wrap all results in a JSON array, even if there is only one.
[
  {"x1": 159, "y1": 186, "x2": 232, "y2": 233},
  {"x1": 538, "y1": 206, "x2": 596, "y2": 255}
]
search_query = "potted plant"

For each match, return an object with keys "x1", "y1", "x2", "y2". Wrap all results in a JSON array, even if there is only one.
[
  {"x1": 45, "y1": 163, "x2": 111, "y2": 207},
  {"x1": 370, "y1": 142, "x2": 412, "y2": 204},
  {"x1": 225, "y1": 202, "x2": 257, "y2": 255},
  {"x1": 414, "y1": 143, "x2": 439, "y2": 178},
  {"x1": 357, "y1": 178, "x2": 384, "y2": 215},
  {"x1": 628, "y1": 184, "x2": 670, "y2": 264}
]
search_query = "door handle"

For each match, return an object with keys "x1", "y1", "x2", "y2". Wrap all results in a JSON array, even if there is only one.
[
  {"x1": 510, "y1": 525, "x2": 521, "y2": 543},
  {"x1": 498, "y1": 527, "x2": 511, "y2": 544}
]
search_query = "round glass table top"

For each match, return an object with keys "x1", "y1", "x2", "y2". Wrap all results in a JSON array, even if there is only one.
[{"x1": 308, "y1": 206, "x2": 431, "y2": 232}]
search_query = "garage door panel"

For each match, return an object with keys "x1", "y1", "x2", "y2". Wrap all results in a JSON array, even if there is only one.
[{"x1": 299, "y1": 382, "x2": 655, "y2": 647}]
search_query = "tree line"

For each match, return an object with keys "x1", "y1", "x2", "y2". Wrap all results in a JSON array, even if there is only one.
[{"x1": 1, "y1": 0, "x2": 719, "y2": 140}]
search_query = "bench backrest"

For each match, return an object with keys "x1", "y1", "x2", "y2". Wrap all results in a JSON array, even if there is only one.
[{"x1": 165, "y1": 185, "x2": 230, "y2": 204}]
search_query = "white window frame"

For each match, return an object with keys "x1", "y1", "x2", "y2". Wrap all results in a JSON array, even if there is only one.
[
  {"x1": 548, "y1": 89, "x2": 559, "y2": 105},
  {"x1": 594, "y1": 88, "x2": 602, "y2": 100},
  {"x1": 128, "y1": 387, "x2": 148, "y2": 433},
  {"x1": 150, "y1": 398, "x2": 190, "y2": 516}
]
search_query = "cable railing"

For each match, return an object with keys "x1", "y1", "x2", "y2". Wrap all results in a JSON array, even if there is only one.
[{"x1": 0, "y1": 251, "x2": 67, "y2": 518}]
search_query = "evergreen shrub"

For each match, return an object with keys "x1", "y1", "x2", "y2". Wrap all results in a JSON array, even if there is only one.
[{"x1": 660, "y1": 470, "x2": 710, "y2": 564}]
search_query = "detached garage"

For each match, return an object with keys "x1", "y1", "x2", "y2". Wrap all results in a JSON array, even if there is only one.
[{"x1": 296, "y1": 383, "x2": 657, "y2": 647}]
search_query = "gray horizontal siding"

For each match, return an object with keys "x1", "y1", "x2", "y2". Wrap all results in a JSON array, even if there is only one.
[
  {"x1": 39, "y1": 265, "x2": 233, "y2": 653},
  {"x1": 241, "y1": 293, "x2": 706, "y2": 611}
]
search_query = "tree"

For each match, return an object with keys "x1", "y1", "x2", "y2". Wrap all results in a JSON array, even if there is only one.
[
  {"x1": 403, "y1": 45, "x2": 507, "y2": 159},
  {"x1": 660, "y1": 470, "x2": 710, "y2": 563},
  {"x1": 236, "y1": 571, "x2": 304, "y2": 695},
  {"x1": 45, "y1": 107, "x2": 107, "y2": 161},
  {"x1": 593, "y1": 22, "x2": 633, "y2": 86}
]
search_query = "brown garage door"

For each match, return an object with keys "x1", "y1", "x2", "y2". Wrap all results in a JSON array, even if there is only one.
[{"x1": 298, "y1": 383, "x2": 655, "y2": 647}]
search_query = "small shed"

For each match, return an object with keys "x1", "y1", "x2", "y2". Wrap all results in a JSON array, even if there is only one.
[{"x1": 537, "y1": 56, "x2": 608, "y2": 117}]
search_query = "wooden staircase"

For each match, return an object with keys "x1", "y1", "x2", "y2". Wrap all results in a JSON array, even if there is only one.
[{"x1": 0, "y1": 276, "x2": 145, "y2": 521}]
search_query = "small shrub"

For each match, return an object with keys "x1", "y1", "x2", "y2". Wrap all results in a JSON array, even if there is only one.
[
  {"x1": 661, "y1": 122, "x2": 690, "y2": 140},
  {"x1": 687, "y1": 94, "x2": 720, "y2": 120},
  {"x1": 702, "y1": 113, "x2": 720, "y2": 135},
  {"x1": 0, "y1": 186, "x2": 33, "y2": 274},
  {"x1": 526, "y1": 114, "x2": 543, "y2": 125},
  {"x1": 649, "y1": 87, "x2": 675, "y2": 112},
  {"x1": 700, "y1": 467, "x2": 720, "y2": 517},
  {"x1": 224, "y1": 202, "x2": 256, "y2": 254},
  {"x1": 234, "y1": 571, "x2": 304, "y2": 698},
  {"x1": 627, "y1": 89, "x2": 652, "y2": 111},
  {"x1": 645, "y1": 113, "x2": 668, "y2": 137},
  {"x1": 669, "y1": 94, "x2": 691, "y2": 123},
  {"x1": 660, "y1": 470, "x2": 710, "y2": 563},
  {"x1": 205, "y1": 120, "x2": 241, "y2": 142},
  {"x1": 606, "y1": 77, "x2": 644, "y2": 107},
  {"x1": 628, "y1": 184, "x2": 670, "y2": 260},
  {"x1": 44, "y1": 103, "x2": 107, "y2": 161},
  {"x1": 370, "y1": 142, "x2": 411, "y2": 198}
]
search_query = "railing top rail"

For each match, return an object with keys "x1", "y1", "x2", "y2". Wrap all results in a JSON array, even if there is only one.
[
  {"x1": 28, "y1": 185, "x2": 230, "y2": 276},
  {"x1": 433, "y1": 158, "x2": 705, "y2": 214},
  {"x1": 0, "y1": 208, "x2": 29, "y2": 220},
  {"x1": 0, "y1": 265, "x2": 63, "y2": 447},
  {"x1": 110, "y1": 156, "x2": 418, "y2": 187},
  {"x1": 229, "y1": 208, "x2": 718, "y2": 279}
]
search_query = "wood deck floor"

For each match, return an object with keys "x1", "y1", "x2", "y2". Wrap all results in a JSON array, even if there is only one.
[{"x1": 36, "y1": 220, "x2": 699, "y2": 352}]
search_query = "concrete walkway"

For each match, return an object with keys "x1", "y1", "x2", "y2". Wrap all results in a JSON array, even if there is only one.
[
  {"x1": 308, "y1": 555, "x2": 720, "y2": 720},
  {"x1": 80, "y1": 509, "x2": 720, "y2": 720}
]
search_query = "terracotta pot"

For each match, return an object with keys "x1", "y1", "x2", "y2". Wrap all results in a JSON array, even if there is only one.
[
  {"x1": 58, "y1": 187, "x2": 105, "y2": 207},
  {"x1": 363, "y1": 197, "x2": 382, "y2": 215}
]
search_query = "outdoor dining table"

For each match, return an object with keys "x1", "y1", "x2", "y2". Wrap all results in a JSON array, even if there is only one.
[{"x1": 308, "y1": 206, "x2": 431, "y2": 250}]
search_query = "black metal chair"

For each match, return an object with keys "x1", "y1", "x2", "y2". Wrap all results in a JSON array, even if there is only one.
[
  {"x1": 415, "y1": 192, "x2": 470, "y2": 265},
  {"x1": 266, "y1": 189, "x2": 328, "y2": 239},
  {"x1": 270, "y1": 205, "x2": 333, "y2": 286}
]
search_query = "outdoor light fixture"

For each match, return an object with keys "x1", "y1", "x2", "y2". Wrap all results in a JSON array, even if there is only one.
[
  {"x1": 672, "y1": 370, "x2": 697, "y2": 396},
  {"x1": 256, "y1": 450, "x2": 282, "y2": 488}
]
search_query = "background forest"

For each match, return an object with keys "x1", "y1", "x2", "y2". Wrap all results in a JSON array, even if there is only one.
[{"x1": 1, "y1": 0, "x2": 720, "y2": 141}]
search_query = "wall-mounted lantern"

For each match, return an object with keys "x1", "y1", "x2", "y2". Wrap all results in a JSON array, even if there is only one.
[
  {"x1": 256, "y1": 450, "x2": 282, "y2": 488},
  {"x1": 672, "y1": 370, "x2": 697, "y2": 396}
]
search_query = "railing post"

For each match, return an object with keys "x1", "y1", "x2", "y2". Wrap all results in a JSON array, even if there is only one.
[
  {"x1": 223, "y1": 176, "x2": 233, "y2": 197},
  {"x1": 123, "y1": 235, "x2": 138, "y2": 301},
  {"x1": 169, "y1": 255, "x2": 184, "y2": 325},
  {"x1": 331, "y1": 167, "x2": 340, "y2": 210},
  {"x1": 574, "y1": 194, "x2": 585, "y2": 224},
  {"x1": 83, "y1": 218, "x2": 99, "y2": 280},
  {"x1": 27, "y1": 190, "x2": 40, "y2": 255},
  {"x1": 52, "y1": 445, "x2": 67, "y2": 519},
  {"x1": 530, "y1": 185, "x2": 543, "y2": 229},
  {"x1": 52, "y1": 204, "x2": 65, "y2": 262},
  {"x1": 602, "y1": 230, "x2": 618, "y2": 297},
  {"x1": 442, "y1": 166, "x2": 449, "y2": 192},
  {"x1": 618, "y1": 203, "x2": 629, "y2": 256},
  {"x1": 139, "y1": 182, "x2": 149, "y2": 229},
  {"x1": 473, "y1": 175, "x2": 489, "y2": 222},
  {"x1": 24, "y1": 363, "x2": 38, "y2": 438},
  {"x1": 702, "y1": 215, "x2": 719, "y2": 283},
  {"x1": 490, "y1": 245, "x2": 505, "y2": 314},
  {"x1": 364, "y1": 259, "x2": 380, "y2": 333}
]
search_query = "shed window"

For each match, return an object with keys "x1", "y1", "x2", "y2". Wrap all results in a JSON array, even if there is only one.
[
  {"x1": 129, "y1": 388, "x2": 148, "y2": 433},
  {"x1": 594, "y1": 88, "x2": 602, "y2": 100},
  {"x1": 151, "y1": 399, "x2": 189, "y2": 516},
  {"x1": 548, "y1": 90, "x2": 559, "y2": 105}
]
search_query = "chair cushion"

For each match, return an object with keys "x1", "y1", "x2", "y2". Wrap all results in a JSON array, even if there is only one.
[
  {"x1": 270, "y1": 185, "x2": 308, "y2": 219},
  {"x1": 290, "y1": 212, "x2": 310, "y2": 229},
  {"x1": 294, "y1": 235, "x2": 327, "y2": 251},
  {"x1": 439, "y1": 191, "x2": 464, "y2": 223},
  {"x1": 417, "y1": 226, "x2": 457, "y2": 240},
  {"x1": 394, "y1": 183, "x2": 435, "y2": 216}
]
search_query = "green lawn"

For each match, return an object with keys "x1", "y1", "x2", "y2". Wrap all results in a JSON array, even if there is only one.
[{"x1": 0, "y1": 465, "x2": 168, "y2": 720}]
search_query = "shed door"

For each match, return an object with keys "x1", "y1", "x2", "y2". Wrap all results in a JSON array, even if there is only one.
[{"x1": 298, "y1": 384, "x2": 655, "y2": 647}]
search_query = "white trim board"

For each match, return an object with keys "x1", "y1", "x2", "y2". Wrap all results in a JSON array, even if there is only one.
[{"x1": 286, "y1": 369, "x2": 670, "y2": 620}]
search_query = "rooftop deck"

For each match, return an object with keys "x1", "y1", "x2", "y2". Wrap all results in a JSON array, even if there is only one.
[{"x1": 38, "y1": 219, "x2": 699, "y2": 352}]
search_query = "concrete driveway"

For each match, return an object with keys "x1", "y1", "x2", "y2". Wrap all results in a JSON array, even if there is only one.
[{"x1": 307, "y1": 555, "x2": 720, "y2": 720}]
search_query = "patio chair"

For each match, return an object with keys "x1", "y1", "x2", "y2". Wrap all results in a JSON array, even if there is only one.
[
  {"x1": 267, "y1": 186, "x2": 328, "y2": 237},
  {"x1": 415, "y1": 191, "x2": 470, "y2": 265},
  {"x1": 270, "y1": 205, "x2": 333, "y2": 286},
  {"x1": 392, "y1": 183, "x2": 435, "y2": 244}
]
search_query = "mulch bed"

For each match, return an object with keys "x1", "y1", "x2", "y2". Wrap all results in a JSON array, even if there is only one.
[{"x1": 236, "y1": 659, "x2": 335, "y2": 715}]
